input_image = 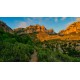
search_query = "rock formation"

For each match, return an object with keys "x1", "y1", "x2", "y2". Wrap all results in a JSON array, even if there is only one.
[
  {"x1": 59, "y1": 22, "x2": 80, "y2": 35},
  {"x1": 14, "y1": 24, "x2": 54, "y2": 34}
]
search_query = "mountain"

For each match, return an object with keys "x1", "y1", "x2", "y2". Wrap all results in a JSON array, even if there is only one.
[
  {"x1": 57, "y1": 22, "x2": 80, "y2": 40},
  {"x1": 14, "y1": 24, "x2": 55, "y2": 34},
  {"x1": 14, "y1": 24, "x2": 56, "y2": 41},
  {"x1": 59, "y1": 22, "x2": 80, "y2": 35},
  {"x1": 0, "y1": 21, "x2": 13, "y2": 33},
  {"x1": 1, "y1": 20, "x2": 80, "y2": 41},
  {"x1": 37, "y1": 21, "x2": 80, "y2": 41},
  {"x1": 13, "y1": 22, "x2": 80, "y2": 41}
]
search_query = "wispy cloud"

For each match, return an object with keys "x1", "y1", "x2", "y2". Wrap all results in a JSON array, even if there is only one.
[
  {"x1": 54, "y1": 17, "x2": 58, "y2": 22},
  {"x1": 17, "y1": 22, "x2": 27, "y2": 28},
  {"x1": 24, "y1": 17, "x2": 54, "y2": 26},
  {"x1": 16, "y1": 17, "x2": 45, "y2": 28},
  {"x1": 61, "y1": 17, "x2": 66, "y2": 21},
  {"x1": 25, "y1": 17, "x2": 43, "y2": 25}
]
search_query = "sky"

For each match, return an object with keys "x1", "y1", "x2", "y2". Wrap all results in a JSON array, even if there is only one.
[{"x1": 0, "y1": 17, "x2": 79, "y2": 32}]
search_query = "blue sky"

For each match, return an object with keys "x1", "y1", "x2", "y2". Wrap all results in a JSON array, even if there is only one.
[{"x1": 0, "y1": 17, "x2": 78, "y2": 32}]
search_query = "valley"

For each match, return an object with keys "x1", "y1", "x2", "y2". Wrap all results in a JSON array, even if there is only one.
[{"x1": 0, "y1": 20, "x2": 80, "y2": 62}]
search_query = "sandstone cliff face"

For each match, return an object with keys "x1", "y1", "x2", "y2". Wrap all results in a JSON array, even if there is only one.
[
  {"x1": 37, "y1": 21, "x2": 80, "y2": 41},
  {"x1": 14, "y1": 25, "x2": 55, "y2": 41},
  {"x1": 25, "y1": 25, "x2": 47, "y2": 33},
  {"x1": 0, "y1": 21, "x2": 13, "y2": 33},
  {"x1": 59, "y1": 22, "x2": 80, "y2": 35},
  {"x1": 14, "y1": 24, "x2": 54, "y2": 34}
]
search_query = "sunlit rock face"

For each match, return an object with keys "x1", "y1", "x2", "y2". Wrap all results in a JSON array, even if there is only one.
[
  {"x1": 59, "y1": 22, "x2": 80, "y2": 35},
  {"x1": 14, "y1": 24, "x2": 54, "y2": 34},
  {"x1": 41, "y1": 26, "x2": 46, "y2": 32},
  {"x1": 14, "y1": 24, "x2": 55, "y2": 41},
  {"x1": 25, "y1": 25, "x2": 54, "y2": 34}
]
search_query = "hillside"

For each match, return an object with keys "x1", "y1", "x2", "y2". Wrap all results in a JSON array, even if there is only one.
[
  {"x1": 14, "y1": 24, "x2": 56, "y2": 41},
  {"x1": 0, "y1": 21, "x2": 13, "y2": 33},
  {"x1": 59, "y1": 22, "x2": 80, "y2": 35},
  {"x1": 37, "y1": 21, "x2": 80, "y2": 41},
  {"x1": 57, "y1": 22, "x2": 80, "y2": 40}
]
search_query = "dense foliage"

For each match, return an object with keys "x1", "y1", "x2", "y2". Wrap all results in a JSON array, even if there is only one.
[
  {"x1": 37, "y1": 40, "x2": 80, "y2": 62},
  {"x1": 0, "y1": 28, "x2": 35, "y2": 61},
  {"x1": 0, "y1": 28, "x2": 80, "y2": 62}
]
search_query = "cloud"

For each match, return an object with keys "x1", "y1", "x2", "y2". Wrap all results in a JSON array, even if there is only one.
[
  {"x1": 25, "y1": 17, "x2": 43, "y2": 25},
  {"x1": 54, "y1": 17, "x2": 58, "y2": 22},
  {"x1": 24, "y1": 17, "x2": 54, "y2": 26},
  {"x1": 54, "y1": 17, "x2": 66, "y2": 22},
  {"x1": 76, "y1": 17, "x2": 80, "y2": 21},
  {"x1": 61, "y1": 17, "x2": 66, "y2": 20},
  {"x1": 38, "y1": 17, "x2": 43, "y2": 24},
  {"x1": 18, "y1": 22, "x2": 27, "y2": 28}
]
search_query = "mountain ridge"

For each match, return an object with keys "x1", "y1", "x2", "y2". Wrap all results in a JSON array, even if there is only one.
[
  {"x1": 14, "y1": 24, "x2": 55, "y2": 34},
  {"x1": 59, "y1": 21, "x2": 80, "y2": 35},
  {"x1": 0, "y1": 21, "x2": 80, "y2": 41}
]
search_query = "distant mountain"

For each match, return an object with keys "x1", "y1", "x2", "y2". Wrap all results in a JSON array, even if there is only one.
[
  {"x1": 14, "y1": 24, "x2": 55, "y2": 34},
  {"x1": 0, "y1": 21, "x2": 13, "y2": 33},
  {"x1": 14, "y1": 24, "x2": 56, "y2": 41}
]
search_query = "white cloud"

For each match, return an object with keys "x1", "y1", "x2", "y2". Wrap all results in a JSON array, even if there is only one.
[
  {"x1": 25, "y1": 17, "x2": 43, "y2": 25},
  {"x1": 18, "y1": 22, "x2": 27, "y2": 28},
  {"x1": 76, "y1": 17, "x2": 80, "y2": 21},
  {"x1": 54, "y1": 17, "x2": 58, "y2": 22},
  {"x1": 38, "y1": 17, "x2": 43, "y2": 24},
  {"x1": 61, "y1": 17, "x2": 66, "y2": 20}
]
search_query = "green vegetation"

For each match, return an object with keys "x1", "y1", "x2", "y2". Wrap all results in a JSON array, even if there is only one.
[
  {"x1": 0, "y1": 28, "x2": 80, "y2": 62},
  {"x1": 0, "y1": 28, "x2": 34, "y2": 61},
  {"x1": 36, "y1": 40, "x2": 80, "y2": 62}
]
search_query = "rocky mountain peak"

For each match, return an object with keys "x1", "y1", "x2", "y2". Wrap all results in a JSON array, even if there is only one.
[{"x1": 14, "y1": 24, "x2": 54, "y2": 34}]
